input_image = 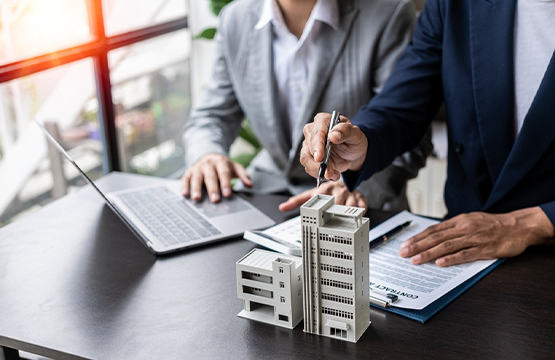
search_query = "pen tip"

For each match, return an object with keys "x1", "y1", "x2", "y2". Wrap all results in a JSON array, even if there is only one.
[{"x1": 316, "y1": 178, "x2": 321, "y2": 189}]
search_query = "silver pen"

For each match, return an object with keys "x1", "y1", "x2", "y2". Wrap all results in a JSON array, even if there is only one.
[
  {"x1": 317, "y1": 111, "x2": 341, "y2": 188},
  {"x1": 370, "y1": 296, "x2": 392, "y2": 308},
  {"x1": 369, "y1": 288, "x2": 399, "y2": 308}
]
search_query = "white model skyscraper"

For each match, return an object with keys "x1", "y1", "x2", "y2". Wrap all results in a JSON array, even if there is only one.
[{"x1": 300, "y1": 194, "x2": 370, "y2": 343}]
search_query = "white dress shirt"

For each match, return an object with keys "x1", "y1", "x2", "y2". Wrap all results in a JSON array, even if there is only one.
[
  {"x1": 255, "y1": 0, "x2": 339, "y2": 143},
  {"x1": 514, "y1": 0, "x2": 555, "y2": 135}
]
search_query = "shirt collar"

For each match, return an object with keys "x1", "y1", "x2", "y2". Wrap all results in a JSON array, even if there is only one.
[
  {"x1": 254, "y1": 0, "x2": 339, "y2": 31},
  {"x1": 312, "y1": 0, "x2": 340, "y2": 31},
  {"x1": 254, "y1": 0, "x2": 273, "y2": 30}
]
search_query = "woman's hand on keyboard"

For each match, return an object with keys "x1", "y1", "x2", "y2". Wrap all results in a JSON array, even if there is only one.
[{"x1": 181, "y1": 154, "x2": 252, "y2": 203}]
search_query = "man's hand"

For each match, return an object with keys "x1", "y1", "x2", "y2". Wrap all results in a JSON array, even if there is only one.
[
  {"x1": 399, "y1": 207, "x2": 555, "y2": 267},
  {"x1": 278, "y1": 182, "x2": 368, "y2": 214},
  {"x1": 181, "y1": 154, "x2": 252, "y2": 202},
  {"x1": 300, "y1": 113, "x2": 369, "y2": 182}
]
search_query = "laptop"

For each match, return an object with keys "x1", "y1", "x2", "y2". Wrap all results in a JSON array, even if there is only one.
[{"x1": 36, "y1": 119, "x2": 275, "y2": 255}]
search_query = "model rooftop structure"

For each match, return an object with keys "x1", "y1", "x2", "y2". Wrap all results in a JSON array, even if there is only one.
[
  {"x1": 300, "y1": 194, "x2": 370, "y2": 342},
  {"x1": 236, "y1": 249, "x2": 303, "y2": 329}
]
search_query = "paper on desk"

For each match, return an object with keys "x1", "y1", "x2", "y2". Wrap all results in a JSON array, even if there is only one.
[
  {"x1": 249, "y1": 211, "x2": 497, "y2": 311},
  {"x1": 261, "y1": 216, "x2": 302, "y2": 243},
  {"x1": 369, "y1": 211, "x2": 496, "y2": 310}
]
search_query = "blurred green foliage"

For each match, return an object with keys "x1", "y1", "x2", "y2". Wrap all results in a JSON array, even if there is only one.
[
  {"x1": 194, "y1": 0, "x2": 234, "y2": 40},
  {"x1": 209, "y1": 0, "x2": 235, "y2": 16}
]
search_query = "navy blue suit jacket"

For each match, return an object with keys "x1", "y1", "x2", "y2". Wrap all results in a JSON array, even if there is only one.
[{"x1": 346, "y1": 0, "x2": 555, "y2": 224}]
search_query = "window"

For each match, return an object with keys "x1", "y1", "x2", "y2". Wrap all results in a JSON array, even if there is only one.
[
  {"x1": 102, "y1": 0, "x2": 187, "y2": 36},
  {"x1": 241, "y1": 271, "x2": 272, "y2": 284},
  {"x1": 0, "y1": 0, "x2": 92, "y2": 65},
  {"x1": 0, "y1": 0, "x2": 188, "y2": 228},
  {"x1": 330, "y1": 327, "x2": 347, "y2": 338},
  {"x1": 109, "y1": 30, "x2": 191, "y2": 176},
  {"x1": 322, "y1": 307, "x2": 354, "y2": 320},
  {"x1": 243, "y1": 286, "x2": 273, "y2": 299},
  {"x1": 320, "y1": 248, "x2": 353, "y2": 260},
  {"x1": 321, "y1": 263, "x2": 353, "y2": 276},
  {"x1": 278, "y1": 314, "x2": 288, "y2": 322},
  {"x1": 320, "y1": 278, "x2": 353, "y2": 291},
  {"x1": 319, "y1": 233, "x2": 352, "y2": 245},
  {"x1": 321, "y1": 293, "x2": 353, "y2": 305},
  {"x1": 279, "y1": 281, "x2": 284, "y2": 288}
]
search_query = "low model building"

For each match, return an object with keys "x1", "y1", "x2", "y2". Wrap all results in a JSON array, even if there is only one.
[
  {"x1": 236, "y1": 248, "x2": 303, "y2": 329},
  {"x1": 300, "y1": 194, "x2": 370, "y2": 343}
]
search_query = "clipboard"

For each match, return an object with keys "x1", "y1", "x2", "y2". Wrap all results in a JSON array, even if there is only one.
[{"x1": 370, "y1": 259, "x2": 505, "y2": 323}]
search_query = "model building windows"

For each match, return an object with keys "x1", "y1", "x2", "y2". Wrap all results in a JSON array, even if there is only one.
[
  {"x1": 241, "y1": 271, "x2": 273, "y2": 284},
  {"x1": 320, "y1": 249, "x2": 353, "y2": 260},
  {"x1": 300, "y1": 195, "x2": 370, "y2": 342},
  {"x1": 322, "y1": 307, "x2": 353, "y2": 320},
  {"x1": 236, "y1": 249, "x2": 304, "y2": 329},
  {"x1": 321, "y1": 293, "x2": 353, "y2": 305},
  {"x1": 322, "y1": 307, "x2": 354, "y2": 320},
  {"x1": 320, "y1": 264, "x2": 353, "y2": 275},
  {"x1": 242, "y1": 286, "x2": 273, "y2": 299},
  {"x1": 319, "y1": 234, "x2": 352, "y2": 245},
  {"x1": 330, "y1": 327, "x2": 347, "y2": 338},
  {"x1": 320, "y1": 278, "x2": 353, "y2": 290}
]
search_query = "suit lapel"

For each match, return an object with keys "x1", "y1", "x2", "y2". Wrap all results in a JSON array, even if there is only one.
[
  {"x1": 247, "y1": 7, "x2": 290, "y2": 170},
  {"x1": 485, "y1": 50, "x2": 555, "y2": 209},
  {"x1": 469, "y1": 0, "x2": 517, "y2": 185},
  {"x1": 287, "y1": 0, "x2": 358, "y2": 172}
]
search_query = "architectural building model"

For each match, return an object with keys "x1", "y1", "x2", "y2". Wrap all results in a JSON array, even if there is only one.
[
  {"x1": 300, "y1": 194, "x2": 370, "y2": 343},
  {"x1": 236, "y1": 248, "x2": 303, "y2": 329}
]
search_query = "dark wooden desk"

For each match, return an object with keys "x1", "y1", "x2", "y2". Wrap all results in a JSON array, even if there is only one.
[{"x1": 1, "y1": 172, "x2": 554, "y2": 360}]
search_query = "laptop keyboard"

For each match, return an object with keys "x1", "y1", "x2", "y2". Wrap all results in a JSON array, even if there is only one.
[{"x1": 117, "y1": 186, "x2": 221, "y2": 247}]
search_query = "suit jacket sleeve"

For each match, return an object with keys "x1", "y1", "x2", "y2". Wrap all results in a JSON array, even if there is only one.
[
  {"x1": 182, "y1": 6, "x2": 245, "y2": 167},
  {"x1": 353, "y1": 0, "x2": 433, "y2": 210},
  {"x1": 344, "y1": 0, "x2": 443, "y2": 192},
  {"x1": 540, "y1": 204, "x2": 555, "y2": 227}
]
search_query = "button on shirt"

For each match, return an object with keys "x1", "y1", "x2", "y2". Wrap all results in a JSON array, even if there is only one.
[{"x1": 255, "y1": 0, "x2": 339, "y2": 142}]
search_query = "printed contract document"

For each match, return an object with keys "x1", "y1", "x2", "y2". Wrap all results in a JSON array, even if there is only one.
[
  {"x1": 369, "y1": 211, "x2": 497, "y2": 310},
  {"x1": 244, "y1": 210, "x2": 498, "y2": 311}
]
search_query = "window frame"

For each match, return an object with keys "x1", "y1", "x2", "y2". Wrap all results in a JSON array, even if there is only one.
[{"x1": 0, "y1": 0, "x2": 189, "y2": 173}]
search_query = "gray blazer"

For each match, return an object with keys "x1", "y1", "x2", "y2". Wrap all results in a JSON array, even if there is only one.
[{"x1": 183, "y1": 0, "x2": 433, "y2": 211}]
